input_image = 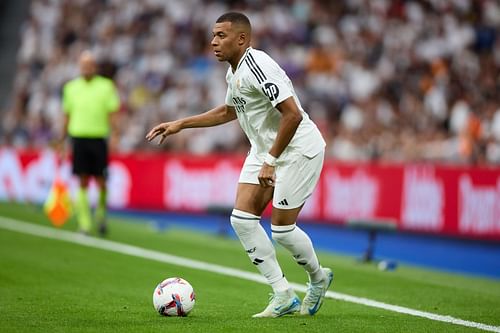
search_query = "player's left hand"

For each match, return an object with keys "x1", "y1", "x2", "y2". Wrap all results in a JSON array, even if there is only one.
[{"x1": 258, "y1": 163, "x2": 276, "y2": 188}]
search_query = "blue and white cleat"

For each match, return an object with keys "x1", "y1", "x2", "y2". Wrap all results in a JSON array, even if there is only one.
[
  {"x1": 252, "y1": 288, "x2": 301, "y2": 318},
  {"x1": 300, "y1": 267, "x2": 334, "y2": 315}
]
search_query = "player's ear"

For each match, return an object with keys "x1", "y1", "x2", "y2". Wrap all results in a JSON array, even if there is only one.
[{"x1": 238, "y1": 32, "x2": 247, "y2": 46}]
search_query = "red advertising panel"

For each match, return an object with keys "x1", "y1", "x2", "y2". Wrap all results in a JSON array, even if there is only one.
[{"x1": 1, "y1": 148, "x2": 499, "y2": 241}]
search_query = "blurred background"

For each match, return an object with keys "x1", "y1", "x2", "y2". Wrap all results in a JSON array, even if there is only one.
[
  {"x1": 1, "y1": 0, "x2": 500, "y2": 163},
  {"x1": 0, "y1": 0, "x2": 499, "y2": 278}
]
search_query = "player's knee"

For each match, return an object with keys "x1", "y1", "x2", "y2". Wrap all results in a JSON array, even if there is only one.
[
  {"x1": 271, "y1": 224, "x2": 296, "y2": 244},
  {"x1": 230, "y1": 209, "x2": 260, "y2": 235},
  {"x1": 271, "y1": 231, "x2": 286, "y2": 244}
]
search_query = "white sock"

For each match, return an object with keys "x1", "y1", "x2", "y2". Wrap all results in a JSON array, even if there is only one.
[
  {"x1": 272, "y1": 224, "x2": 325, "y2": 283},
  {"x1": 231, "y1": 209, "x2": 289, "y2": 292}
]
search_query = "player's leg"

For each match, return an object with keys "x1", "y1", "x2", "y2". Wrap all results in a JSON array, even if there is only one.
[
  {"x1": 271, "y1": 206, "x2": 333, "y2": 315},
  {"x1": 233, "y1": 183, "x2": 300, "y2": 318},
  {"x1": 231, "y1": 153, "x2": 299, "y2": 317},
  {"x1": 271, "y1": 206, "x2": 327, "y2": 286},
  {"x1": 72, "y1": 138, "x2": 92, "y2": 234},
  {"x1": 271, "y1": 151, "x2": 333, "y2": 315},
  {"x1": 233, "y1": 182, "x2": 283, "y2": 289}
]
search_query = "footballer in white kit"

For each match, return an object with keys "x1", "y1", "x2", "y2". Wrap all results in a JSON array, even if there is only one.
[
  {"x1": 147, "y1": 12, "x2": 333, "y2": 318},
  {"x1": 225, "y1": 47, "x2": 326, "y2": 209}
]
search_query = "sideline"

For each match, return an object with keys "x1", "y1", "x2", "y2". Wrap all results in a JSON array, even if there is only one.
[{"x1": 1, "y1": 216, "x2": 499, "y2": 333}]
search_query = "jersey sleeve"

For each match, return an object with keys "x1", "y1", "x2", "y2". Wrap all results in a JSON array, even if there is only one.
[{"x1": 246, "y1": 52, "x2": 293, "y2": 107}]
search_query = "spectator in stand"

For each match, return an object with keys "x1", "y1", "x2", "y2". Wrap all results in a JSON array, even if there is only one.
[{"x1": 1, "y1": 0, "x2": 499, "y2": 165}]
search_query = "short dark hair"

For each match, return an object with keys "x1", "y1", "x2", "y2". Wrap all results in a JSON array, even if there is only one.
[{"x1": 216, "y1": 12, "x2": 251, "y2": 30}]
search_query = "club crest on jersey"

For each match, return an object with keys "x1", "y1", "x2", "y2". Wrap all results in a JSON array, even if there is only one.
[{"x1": 262, "y1": 82, "x2": 279, "y2": 101}]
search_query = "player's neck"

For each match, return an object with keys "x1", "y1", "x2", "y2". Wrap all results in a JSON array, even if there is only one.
[{"x1": 230, "y1": 46, "x2": 250, "y2": 72}]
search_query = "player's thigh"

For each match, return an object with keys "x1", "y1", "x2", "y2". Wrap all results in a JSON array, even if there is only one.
[
  {"x1": 271, "y1": 206, "x2": 302, "y2": 226},
  {"x1": 235, "y1": 152, "x2": 274, "y2": 215},
  {"x1": 234, "y1": 183, "x2": 273, "y2": 216}
]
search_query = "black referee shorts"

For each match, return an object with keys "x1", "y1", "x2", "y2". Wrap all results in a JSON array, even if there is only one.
[{"x1": 71, "y1": 137, "x2": 108, "y2": 178}]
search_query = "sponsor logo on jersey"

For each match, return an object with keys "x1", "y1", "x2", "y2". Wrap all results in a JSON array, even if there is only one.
[{"x1": 262, "y1": 82, "x2": 279, "y2": 101}]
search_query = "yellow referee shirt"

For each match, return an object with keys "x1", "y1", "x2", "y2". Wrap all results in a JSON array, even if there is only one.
[{"x1": 63, "y1": 75, "x2": 119, "y2": 138}]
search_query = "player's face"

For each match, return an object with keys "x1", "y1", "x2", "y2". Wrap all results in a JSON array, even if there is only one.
[{"x1": 211, "y1": 22, "x2": 240, "y2": 62}]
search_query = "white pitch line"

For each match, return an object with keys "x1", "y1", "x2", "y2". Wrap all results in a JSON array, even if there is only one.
[{"x1": 1, "y1": 216, "x2": 499, "y2": 333}]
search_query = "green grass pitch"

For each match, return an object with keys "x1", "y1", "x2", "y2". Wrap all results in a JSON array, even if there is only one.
[{"x1": 0, "y1": 202, "x2": 499, "y2": 333}]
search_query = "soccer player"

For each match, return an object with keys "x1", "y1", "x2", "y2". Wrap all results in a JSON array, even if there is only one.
[
  {"x1": 60, "y1": 51, "x2": 119, "y2": 236},
  {"x1": 146, "y1": 12, "x2": 333, "y2": 317}
]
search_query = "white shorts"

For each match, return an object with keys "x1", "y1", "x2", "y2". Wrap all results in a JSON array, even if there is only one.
[{"x1": 238, "y1": 150, "x2": 324, "y2": 209}]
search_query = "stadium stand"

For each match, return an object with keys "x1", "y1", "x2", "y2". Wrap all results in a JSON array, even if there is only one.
[
  {"x1": 0, "y1": 1, "x2": 30, "y2": 112},
  {"x1": 1, "y1": 0, "x2": 499, "y2": 164}
]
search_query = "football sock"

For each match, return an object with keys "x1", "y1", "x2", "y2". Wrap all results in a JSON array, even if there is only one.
[
  {"x1": 76, "y1": 187, "x2": 92, "y2": 232},
  {"x1": 230, "y1": 209, "x2": 290, "y2": 292},
  {"x1": 272, "y1": 224, "x2": 325, "y2": 283},
  {"x1": 95, "y1": 189, "x2": 107, "y2": 223}
]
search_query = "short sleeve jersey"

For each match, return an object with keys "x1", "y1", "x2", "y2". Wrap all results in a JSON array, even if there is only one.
[
  {"x1": 63, "y1": 75, "x2": 119, "y2": 138},
  {"x1": 225, "y1": 47, "x2": 325, "y2": 161}
]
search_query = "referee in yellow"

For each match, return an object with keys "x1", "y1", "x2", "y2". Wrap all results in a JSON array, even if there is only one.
[{"x1": 61, "y1": 50, "x2": 119, "y2": 236}]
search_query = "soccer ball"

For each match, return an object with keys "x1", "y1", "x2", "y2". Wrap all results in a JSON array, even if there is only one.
[{"x1": 153, "y1": 277, "x2": 196, "y2": 316}]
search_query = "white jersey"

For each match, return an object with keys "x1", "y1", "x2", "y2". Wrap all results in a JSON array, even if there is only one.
[{"x1": 225, "y1": 47, "x2": 325, "y2": 162}]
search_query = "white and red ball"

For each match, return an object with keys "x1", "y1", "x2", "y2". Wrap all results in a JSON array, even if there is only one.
[{"x1": 153, "y1": 277, "x2": 196, "y2": 316}]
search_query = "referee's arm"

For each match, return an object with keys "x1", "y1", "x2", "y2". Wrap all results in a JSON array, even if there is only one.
[
  {"x1": 61, "y1": 114, "x2": 69, "y2": 140},
  {"x1": 53, "y1": 112, "x2": 70, "y2": 157}
]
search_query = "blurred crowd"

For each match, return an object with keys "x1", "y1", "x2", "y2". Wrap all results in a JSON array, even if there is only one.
[{"x1": 1, "y1": 0, "x2": 500, "y2": 164}]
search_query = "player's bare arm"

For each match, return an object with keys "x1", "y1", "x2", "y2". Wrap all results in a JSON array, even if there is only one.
[
  {"x1": 258, "y1": 96, "x2": 303, "y2": 187},
  {"x1": 146, "y1": 105, "x2": 237, "y2": 144}
]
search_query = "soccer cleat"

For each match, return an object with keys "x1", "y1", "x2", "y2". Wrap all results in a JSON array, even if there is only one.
[
  {"x1": 252, "y1": 288, "x2": 301, "y2": 318},
  {"x1": 300, "y1": 267, "x2": 334, "y2": 315}
]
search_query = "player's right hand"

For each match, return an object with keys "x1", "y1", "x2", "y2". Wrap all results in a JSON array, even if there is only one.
[
  {"x1": 146, "y1": 121, "x2": 182, "y2": 145},
  {"x1": 258, "y1": 163, "x2": 276, "y2": 188}
]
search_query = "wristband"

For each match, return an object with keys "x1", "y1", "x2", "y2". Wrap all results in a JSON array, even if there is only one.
[{"x1": 264, "y1": 153, "x2": 277, "y2": 167}]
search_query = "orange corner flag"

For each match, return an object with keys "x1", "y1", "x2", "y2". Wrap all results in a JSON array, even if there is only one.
[{"x1": 44, "y1": 178, "x2": 72, "y2": 227}]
